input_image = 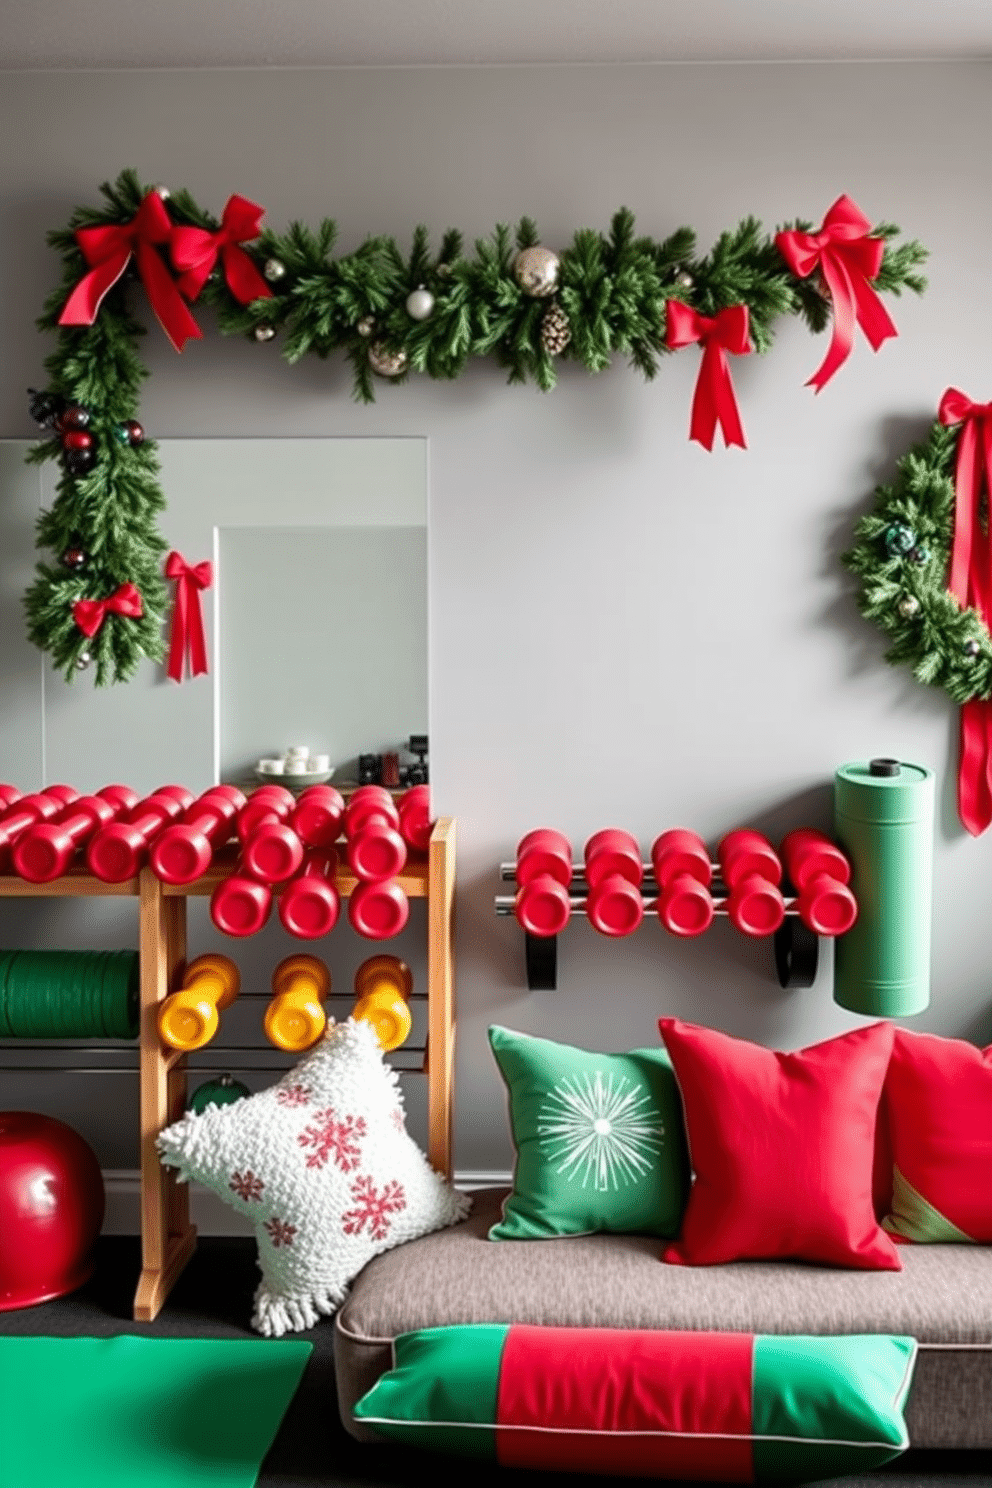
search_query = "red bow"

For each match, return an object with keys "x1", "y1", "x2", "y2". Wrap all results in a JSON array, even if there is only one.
[
  {"x1": 58, "y1": 192, "x2": 202, "y2": 353},
  {"x1": 665, "y1": 301, "x2": 751, "y2": 450},
  {"x1": 938, "y1": 388, "x2": 992, "y2": 835},
  {"x1": 72, "y1": 583, "x2": 144, "y2": 638},
  {"x1": 170, "y1": 194, "x2": 273, "y2": 305},
  {"x1": 775, "y1": 195, "x2": 897, "y2": 393},
  {"x1": 164, "y1": 551, "x2": 212, "y2": 683}
]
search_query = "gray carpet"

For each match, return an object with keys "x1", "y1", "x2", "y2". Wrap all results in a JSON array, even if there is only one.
[{"x1": 0, "y1": 1235, "x2": 987, "y2": 1487}]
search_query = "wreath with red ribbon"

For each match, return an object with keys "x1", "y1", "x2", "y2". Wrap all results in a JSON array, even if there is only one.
[
  {"x1": 25, "y1": 170, "x2": 927, "y2": 685},
  {"x1": 843, "y1": 399, "x2": 992, "y2": 835}
]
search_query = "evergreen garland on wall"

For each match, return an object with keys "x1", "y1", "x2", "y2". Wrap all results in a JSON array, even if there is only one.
[{"x1": 26, "y1": 170, "x2": 927, "y2": 686}]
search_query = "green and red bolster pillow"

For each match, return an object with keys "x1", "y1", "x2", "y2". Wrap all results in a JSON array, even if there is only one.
[{"x1": 353, "y1": 1324, "x2": 916, "y2": 1482}]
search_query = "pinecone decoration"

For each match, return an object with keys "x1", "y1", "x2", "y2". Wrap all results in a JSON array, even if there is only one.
[{"x1": 540, "y1": 303, "x2": 572, "y2": 357}]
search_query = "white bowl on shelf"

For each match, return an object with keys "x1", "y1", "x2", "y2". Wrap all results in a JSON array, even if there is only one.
[{"x1": 254, "y1": 764, "x2": 335, "y2": 786}]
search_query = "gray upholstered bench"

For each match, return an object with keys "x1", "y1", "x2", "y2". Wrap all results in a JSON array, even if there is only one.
[{"x1": 335, "y1": 1187, "x2": 992, "y2": 1449}]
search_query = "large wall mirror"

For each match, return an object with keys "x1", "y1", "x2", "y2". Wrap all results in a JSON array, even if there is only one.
[{"x1": 0, "y1": 438, "x2": 428, "y2": 795}]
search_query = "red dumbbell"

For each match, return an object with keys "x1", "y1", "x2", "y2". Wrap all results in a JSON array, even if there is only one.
[
  {"x1": 345, "y1": 786, "x2": 407, "y2": 883},
  {"x1": 239, "y1": 793, "x2": 305, "y2": 885},
  {"x1": 398, "y1": 785, "x2": 433, "y2": 853},
  {"x1": 651, "y1": 829, "x2": 715, "y2": 938},
  {"x1": 718, "y1": 829, "x2": 785, "y2": 937},
  {"x1": 291, "y1": 785, "x2": 345, "y2": 850},
  {"x1": 149, "y1": 785, "x2": 246, "y2": 885},
  {"x1": 513, "y1": 829, "x2": 573, "y2": 938},
  {"x1": 279, "y1": 850, "x2": 341, "y2": 939},
  {"x1": 43, "y1": 784, "x2": 82, "y2": 808},
  {"x1": 0, "y1": 786, "x2": 22, "y2": 811},
  {"x1": 13, "y1": 786, "x2": 135, "y2": 882},
  {"x1": 348, "y1": 878, "x2": 410, "y2": 939},
  {"x1": 584, "y1": 829, "x2": 644, "y2": 937},
  {"x1": 86, "y1": 785, "x2": 195, "y2": 882},
  {"x1": 210, "y1": 862, "x2": 272, "y2": 938},
  {"x1": 780, "y1": 829, "x2": 858, "y2": 937},
  {"x1": 0, "y1": 792, "x2": 70, "y2": 869},
  {"x1": 237, "y1": 785, "x2": 297, "y2": 842}
]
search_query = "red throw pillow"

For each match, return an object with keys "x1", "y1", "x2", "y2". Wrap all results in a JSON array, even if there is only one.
[
  {"x1": 882, "y1": 1029, "x2": 992, "y2": 1243},
  {"x1": 658, "y1": 1018, "x2": 901, "y2": 1270}
]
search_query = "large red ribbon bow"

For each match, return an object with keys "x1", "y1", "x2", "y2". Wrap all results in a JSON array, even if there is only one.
[
  {"x1": 170, "y1": 194, "x2": 273, "y2": 305},
  {"x1": 164, "y1": 551, "x2": 212, "y2": 683},
  {"x1": 938, "y1": 388, "x2": 992, "y2": 835},
  {"x1": 775, "y1": 195, "x2": 897, "y2": 393},
  {"x1": 58, "y1": 192, "x2": 202, "y2": 353},
  {"x1": 665, "y1": 301, "x2": 751, "y2": 450},
  {"x1": 72, "y1": 583, "x2": 144, "y2": 638}
]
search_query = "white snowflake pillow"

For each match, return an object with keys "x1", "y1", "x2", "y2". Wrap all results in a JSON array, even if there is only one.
[{"x1": 157, "y1": 1018, "x2": 470, "y2": 1336}]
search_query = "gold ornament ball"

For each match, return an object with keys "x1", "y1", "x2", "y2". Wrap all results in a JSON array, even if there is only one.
[
  {"x1": 405, "y1": 286, "x2": 435, "y2": 321},
  {"x1": 356, "y1": 315, "x2": 376, "y2": 338},
  {"x1": 263, "y1": 258, "x2": 287, "y2": 283},
  {"x1": 253, "y1": 324, "x2": 276, "y2": 342},
  {"x1": 513, "y1": 245, "x2": 560, "y2": 298},
  {"x1": 897, "y1": 595, "x2": 920, "y2": 619},
  {"x1": 368, "y1": 342, "x2": 408, "y2": 378}
]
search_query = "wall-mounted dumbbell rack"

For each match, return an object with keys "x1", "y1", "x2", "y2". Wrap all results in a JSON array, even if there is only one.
[
  {"x1": 0, "y1": 815, "x2": 455, "y2": 1322},
  {"x1": 496, "y1": 826, "x2": 856, "y2": 992}
]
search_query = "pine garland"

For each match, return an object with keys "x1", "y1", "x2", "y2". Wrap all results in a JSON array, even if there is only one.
[
  {"x1": 27, "y1": 169, "x2": 928, "y2": 685},
  {"x1": 843, "y1": 420, "x2": 992, "y2": 705}
]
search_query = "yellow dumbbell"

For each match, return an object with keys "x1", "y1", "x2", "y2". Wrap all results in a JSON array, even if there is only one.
[
  {"x1": 158, "y1": 953, "x2": 240, "y2": 1052},
  {"x1": 264, "y1": 953, "x2": 330, "y2": 1052},
  {"x1": 352, "y1": 954, "x2": 413, "y2": 1051}
]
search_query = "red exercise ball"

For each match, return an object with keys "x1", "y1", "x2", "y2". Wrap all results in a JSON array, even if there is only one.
[{"x1": 0, "y1": 1111, "x2": 105, "y2": 1311}]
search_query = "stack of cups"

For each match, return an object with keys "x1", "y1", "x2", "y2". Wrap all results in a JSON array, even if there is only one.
[{"x1": 0, "y1": 949, "x2": 139, "y2": 1038}]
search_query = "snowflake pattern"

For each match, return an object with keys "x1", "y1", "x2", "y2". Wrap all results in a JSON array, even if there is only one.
[
  {"x1": 342, "y1": 1176, "x2": 407, "y2": 1240},
  {"x1": 538, "y1": 1070, "x2": 664, "y2": 1191},
  {"x1": 276, "y1": 1082, "x2": 313, "y2": 1108},
  {"x1": 264, "y1": 1216, "x2": 297, "y2": 1249},
  {"x1": 229, "y1": 1169, "x2": 265, "y2": 1203},
  {"x1": 389, "y1": 1106, "x2": 406, "y2": 1133},
  {"x1": 297, "y1": 1106, "x2": 367, "y2": 1171}
]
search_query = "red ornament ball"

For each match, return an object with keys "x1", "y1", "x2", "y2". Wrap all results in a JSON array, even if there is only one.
[
  {"x1": 62, "y1": 429, "x2": 93, "y2": 451},
  {"x1": 58, "y1": 405, "x2": 91, "y2": 432},
  {"x1": 123, "y1": 419, "x2": 144, "y2": 447}
]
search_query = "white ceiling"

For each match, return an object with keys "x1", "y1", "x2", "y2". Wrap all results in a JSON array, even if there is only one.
[{"x1": 4, "y1": 0, "x2": 992, "y2": 70}]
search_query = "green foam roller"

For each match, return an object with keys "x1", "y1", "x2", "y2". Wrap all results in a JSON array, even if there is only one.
[
  {"x1": 834, "y1": 759, "x2": 934, "y2": 1018},
  {"x1": 0, "y1": 949, "x2": 139, "y2": 1038}
]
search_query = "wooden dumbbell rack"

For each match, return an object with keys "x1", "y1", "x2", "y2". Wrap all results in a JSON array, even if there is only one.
[{"x1": 0, "y1": 815, "x2": 456, "y2": 1322}]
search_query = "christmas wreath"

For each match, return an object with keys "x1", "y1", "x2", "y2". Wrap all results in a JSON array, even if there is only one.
[
  {"x1": 25, "y1": 170, "x2": 927, "y2": 686},
  {"x1": 843, "y1": 393, "x2": 992, "y2": 834}
]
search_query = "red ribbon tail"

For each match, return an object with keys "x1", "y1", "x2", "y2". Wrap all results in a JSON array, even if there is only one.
[
  {"x1": 136, "y1": 242, "x2": 203, "y2": 353},
  {"x1": 166, "y1": 577, "x2": 189, "y2": 681},
  {"x1": 806, "y1": 253, "x2": 857, "y2": 393},
  {"x1": 959, "y1": 699, "x2": 992, "y2": 835},
  {"x1": 949, "y1": 421, "x2": 978, "y2": 606},
  {"x1": 850, "y1": 268, "x2": 899, "y2": 352},
  {"x1": 690, "y1": 342, "x2": 745, "y2": 450},
  {"x1": 687, "y1": 344, "x2": 718, "y2": 450},
  {"x1": 58, "y1": 248, "x2": 131, "y2": 326}
]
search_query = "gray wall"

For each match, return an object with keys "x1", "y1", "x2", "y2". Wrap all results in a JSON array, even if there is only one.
[{"x1": 1, "y1": 62, "x2": 991, "y2": 1176}]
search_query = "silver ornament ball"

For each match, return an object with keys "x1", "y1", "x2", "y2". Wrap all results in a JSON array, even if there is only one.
[
  {"x1": 897, "y1": 595, "x2": 920, "y2": 619},
  {"x1": 964, "y1": 638, "x2": 982, "y2": 658},
  {"x1": 356, "y1": 315, "x2": 376, "y2": 338},
  {"x1": 513, "y1": 245, "x2": 560, "y2": 299},
  {"x1": 253, "y1": 324, "x2": 276, "y2": 343},
  {"x1": 263, "y1": 258, "x2": 287, "y2": 283},
  {"x1": 76, "y1": 651, "x2": 91, "y2": 671},
  {"x1": 405, "y1": 286, "x2": 435, "y2": 321},
  {"x1": 367, "y1": 342, "x2": 408, "y2": 379},
  {"x1": 154, "y1": 184, "x2": 171, "y2": 200},
  {"x1": 675, "y1": 269, "x2": 694, "y2": 289}
]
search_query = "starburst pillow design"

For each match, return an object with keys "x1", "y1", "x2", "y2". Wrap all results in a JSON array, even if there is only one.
[
  {"x1": 157, "y1": 1018, "x2": 470, "y2": 1336},
  {"x1": 488, "y1": 1026, "x2": 690, "y2": 1241}
]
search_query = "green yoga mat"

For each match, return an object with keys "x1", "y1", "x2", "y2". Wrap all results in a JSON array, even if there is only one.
[{"x1": 0, "y1": 1335, "x2": 312, "y2": 1488}]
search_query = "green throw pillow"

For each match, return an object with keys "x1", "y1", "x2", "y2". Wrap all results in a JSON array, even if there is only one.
[{"x1": 488, "y1": 1026, "x2": 689, "y2": 1240}]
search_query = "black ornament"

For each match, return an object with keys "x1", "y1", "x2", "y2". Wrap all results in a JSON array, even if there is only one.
[
  {"x1": 64, "y1": 447, "x2": 96, "y2": 476},
  {"x1": 27, "y1": 388, "x2": 64, "y2": 429},
  {"x1": 58, "y1": 404, "x2": 91, "y2": 432},
  {"x1": 908, "y1": 544, "x2": 931, "y2": 567},
  {"x1": 61, "y1": 548, "x2": 87, "y2": 571}
]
